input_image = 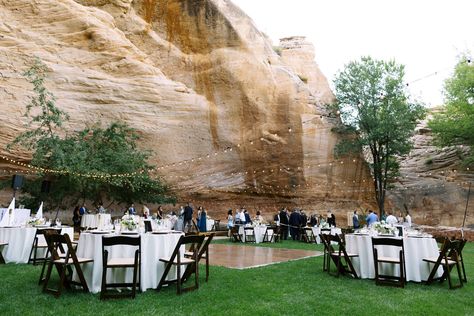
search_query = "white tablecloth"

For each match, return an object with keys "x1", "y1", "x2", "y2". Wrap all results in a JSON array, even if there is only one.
[
  {"x1": 75, "y1": 231, "x2": 183, "y2": 293},
  {"x1": 311, "y1": 227, "x2": 342, "y2": 244},
  {"x1": 345, "y1": 234, "x2": 442, "y2": 282},
  {"x1": 80, "y1": 214, "x2": 111, "y2": 229},
  {"x1": 207, "y1": 219, "x2": 215, "y2": 231},
  {"x1": 0, "y1": 226, "x2": 74, "y2": 263},
  {"x1": 0, "y1": 208, "x2": 31, "y2": 226},
  {"x1": 238, "y1": 225, "x2": 268, "y2": 243}
]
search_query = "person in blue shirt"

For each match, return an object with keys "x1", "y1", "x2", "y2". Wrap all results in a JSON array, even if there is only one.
[
  {"x1": 352, "y1": 210, "x2": 360, "y2": 229},
  {"x1": 128, "y1": 203, "x2": 136, "y2": 215},
  {"x1": 366, "y1": 209, "x2": 378, "y2": 227},
  {"x1": 79, "y1": 204, "x2": 88, "y2": 215}
]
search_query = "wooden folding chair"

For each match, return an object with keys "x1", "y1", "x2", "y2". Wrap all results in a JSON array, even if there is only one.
[
  {"x1": 322, "y1": 234, "x2": 358, "y2": 278},
  {"x1": 449, "y1": 239, "x2": 467, "y2": 283},
  {"x1": 100, "y1": 235, "x2": 141, "y2": 299},
  {"x1": 262, "y1": 226, "x2": 275, "y2": 243},
  {"x1": 303, "y1": 228, "x2": 316, "y2": 243},
  {"x1": 423, "y1": 238, "x2": 463, "y2": 289},
  {"x1": 42, "y1": 232, "x2": 93, "y2": 297},
  {"x1": 38, "y1": 229, "x2": 64, "y2": 285},
  {"x1": 372, "y1": 237, "x2": 405, "y2": 288},
  {"x1": 230, "y1": 225, "x2": 242, "y2": 242},
  {"x1": 0, "y1": 241, "x2": 7, "y2": 264},
  {"x1": 144, "y1": 220, "x2": 152, "y2": 233},
  {"x1": 244, "y1": 227, "x2": 256, "y2": 243},
  {"x1": 29, "y1": 228, "x2": 61, "y2": 265},
  {"x1": 157, "y1": 235, "x2": 204, "y2": 295},
  {"x1": 184, "y1": 233, "x2": 215, "y2": 282}
]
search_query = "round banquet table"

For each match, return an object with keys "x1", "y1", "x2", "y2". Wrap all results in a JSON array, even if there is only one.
[
  {"x1": 238, "y1": 225, "x2": 268, "y2": 243},
  {"x1": 75, "y1": 231, "x2": 183, "y2": 293},
  {"x1": 0, "y1": 226, "x2": 74, "y2": 263},
  {"x1": 80, "y1": 214, "x2": 111, "y2": 229},
  {"x1": 311, "y1": 227, "x2": 342, "y2": 244},
  {"x1": 345, "y1": 234, "x2": 442, "y2": 282}
]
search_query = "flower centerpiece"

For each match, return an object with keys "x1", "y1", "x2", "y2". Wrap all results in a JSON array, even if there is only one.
[
  {"x1": 372, "y1": 221, "x2": 396, "y2": 235},
  {"x1": 26, "y1": 217, "x2": 44, "y2": 227},
  {"x1": 121, "y1": 215, "x2": 138, "y2": 231}
]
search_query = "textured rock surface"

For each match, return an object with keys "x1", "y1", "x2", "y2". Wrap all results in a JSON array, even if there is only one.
[
  {"x1": 387, "y1": 110, "x2": 474, "y2": 227},
  {"x1": 5, "y1": 0, "x2": 469, "y2": 226}
]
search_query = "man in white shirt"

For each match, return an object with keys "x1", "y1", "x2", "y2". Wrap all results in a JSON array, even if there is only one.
[
  {"x1": 405, "y1": 211, "x2": 412, "y2": 227},
  {"x1": 386, "y1": 211, "x2": 398, "y2": 225}
]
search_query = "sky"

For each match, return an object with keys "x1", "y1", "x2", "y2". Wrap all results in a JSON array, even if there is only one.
[{"x1": 231, "y1": 0, "x2": 473, "y2": 107}]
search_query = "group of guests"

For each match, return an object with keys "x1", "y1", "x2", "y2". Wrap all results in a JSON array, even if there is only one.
[{"x1": 352, "y1": 209, "x2": 412, "y2": 228}]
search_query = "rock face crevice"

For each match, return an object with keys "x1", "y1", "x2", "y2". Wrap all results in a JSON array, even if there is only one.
[{"x1": 1, "y1": 0, "x2": 379, "y2": 218}]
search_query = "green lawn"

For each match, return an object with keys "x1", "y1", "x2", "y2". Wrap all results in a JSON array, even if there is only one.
[{"x1": 0, "y1": 240, "x2": 472, "y2": 316}]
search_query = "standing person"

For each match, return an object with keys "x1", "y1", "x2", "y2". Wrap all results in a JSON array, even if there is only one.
[
  {"x1": 273, "y1": 212, "x2": 280, "y2": 226},
  {"x1": 183, "y1": 202, "x2": 193, "y2": 233},
  {"x1": 327, "y1": 211, "x2": 336, "y2": 227},
  {"x1": 227, "y1": 209, "x2": 234, "y2": 237},
  {"x1": 157, "y1": 206, "x2": 164, "y2": 220},
  {"x1": 79, "y1": 203, "x2": 88, "y2": 215},
  {"x1": 405, "y1": 211, "x2": 412, "y2": 227},
  {"x1": 279, "y1": 208, "x2": 289, "y2": 240},
  {"x1": 244, "y1": 209, "x2": 252, "y2": 225},
  {"x1": 128, "y1": 203, "x2": 136, "y2": 215},
  {"x1": 352, "y1": 210, "x2": 360, "y2": 229},
  {"x1": 72, "y1": 205, "x2": 81, "y2": 231},
  {"x1": 366, "y1": 209, "x2": 378, "y2": 227},
  {"x1": 239, "y1": 208, "x2": 246, "y2": 225},
  {"x1": 196, "y1": 206, "x2": 203, "y2": 228},
  {"x1": 386, "y1": 211, "x2": 398, "y2": 225},
  {"x1": 288, "y1": 209, "x2": 301, "y2": 240},
  {"x1": 142, "y1": 205, "x2": 150, "y2": 219},
  {"x1": 300, "y1": 210, "x2": 308, "y2": 227},
  {"x1": 254, "y1": 211, "x2": 263, "y2": 222},
  {"x1": 198, "y1": 207, "x2": 207, "y2": 232}
]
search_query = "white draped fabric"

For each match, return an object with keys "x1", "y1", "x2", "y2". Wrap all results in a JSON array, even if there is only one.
[
  {"x1": 311, "y1": 227, "x2": 342, "y2": 244},
  {"x1": 35, "y1": 202, "x2": 43, "y2": 219},
  {"x1": 75, "y1": 231, "x2": 183, "y2": 293},
  {"x1": 0, "y1": 226, "x2": 74, "y2": 263},
  {"x1": 0, "y1": 208, "x2": 31, "y2": 227},
  {"x1": 206, "y1": 219, "x2": 215, "y2": 232},
  {"x1": 238, "y1": 225, "x2": 268, "y2": 243},
  {"x1": 345, "y1": 234, "x2": 442, "y2": 282},
  {"x1": 80, "y1": 214, "x2": 112, "y2": 229}
]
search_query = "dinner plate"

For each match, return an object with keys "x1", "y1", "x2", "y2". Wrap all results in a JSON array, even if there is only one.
[{"x1": 121, "y1": 231, "x2": 139, "y2": 235}]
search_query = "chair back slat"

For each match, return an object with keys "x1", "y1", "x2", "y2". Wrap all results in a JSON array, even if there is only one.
[{"x1": 102, "y1": 235, "x2": 141, "y2": 247}]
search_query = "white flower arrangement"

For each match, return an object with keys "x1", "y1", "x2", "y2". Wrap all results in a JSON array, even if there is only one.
[
  {"x1": 372, "y1": 221, "x2": 396, "y2": 235},
  {"x1": 121, "y1": 215, "x2": 138, "y2": 231},
  {"x1": 27, "y1": 217, "x2": 44, "y2": 226}
]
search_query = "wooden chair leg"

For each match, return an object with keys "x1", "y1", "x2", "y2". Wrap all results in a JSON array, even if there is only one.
[
  {"x1": 177, "y1": 263, "x2": 181, "y2": 295},
  {"x1": 100, "y1": 265, "x2": 107, "y2": 299},
  {"x1": 56, "y1": 265, "x2": 68, "y2": 297},
  {"x1": 42, "y1": 261, "x2": 54, "y2": 293},
  {"x1": 205, "y1": 251, "x2": 209, "y2": 282}
]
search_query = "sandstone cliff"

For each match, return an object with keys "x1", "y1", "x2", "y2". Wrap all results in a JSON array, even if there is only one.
[
  {"x1": 387, "y1": 110, "x2": 473, "y2": 227},
  {"x1": 0, "y1": 0, "x2": 379, "y2": 220}
]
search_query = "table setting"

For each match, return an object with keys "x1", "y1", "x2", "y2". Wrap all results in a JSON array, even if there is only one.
[{"x1": 345, "y1": 222, "x2": 441, "y2": 281}]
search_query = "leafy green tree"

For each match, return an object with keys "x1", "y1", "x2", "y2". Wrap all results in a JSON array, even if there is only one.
[
  {"x1": 333, "y1": 56, "x2": 425, "y2": 217},
  {"x1": 429, "y1": 55, "x2": 474, "y2": 166},
  {"x1": 9, "y1": 58, "x2": 174, "y2": 210}
]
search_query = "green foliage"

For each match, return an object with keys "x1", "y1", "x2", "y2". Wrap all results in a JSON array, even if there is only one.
[
  {"x1": 333, "y1": 56, "x2": 425, "y2": 216},
  {"x1": 9, "y1": 58, "x2": 174, "y2": 209},
  {"x1": 428, "y1": 54, "x2": 474, "y2": 166},
  {"x1": 0, "y1": 241, "x2": 473, "y2": 315},
  {"x1": 8, "y1": 58, "x2": 69, "y2": 152}
]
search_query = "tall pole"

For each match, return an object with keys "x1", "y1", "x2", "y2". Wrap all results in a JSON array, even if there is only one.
[{"x1": 461, "y1": 182, "x2": 471, "y2": 239}]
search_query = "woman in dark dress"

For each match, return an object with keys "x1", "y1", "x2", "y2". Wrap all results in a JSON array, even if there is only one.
[{"x1": 198, "y1": 207, "x2": 207, "y2": 232}]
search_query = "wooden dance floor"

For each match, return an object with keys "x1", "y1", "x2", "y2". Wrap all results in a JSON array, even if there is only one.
[{"x1": 208, "y1": 244, "x2": 322, "y2": 269}]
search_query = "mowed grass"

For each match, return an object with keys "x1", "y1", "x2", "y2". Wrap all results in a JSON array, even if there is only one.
[{"x1": 0, "y1": 240, "x2": 473, "y2": 316}]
